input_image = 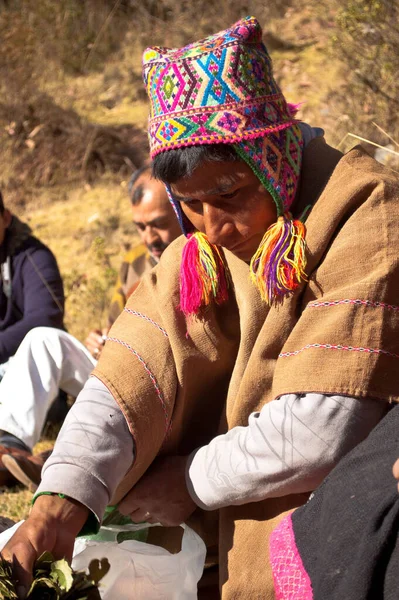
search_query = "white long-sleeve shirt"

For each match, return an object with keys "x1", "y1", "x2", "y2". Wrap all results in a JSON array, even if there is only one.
[{"x1": 37, "y1": 376, "x2": 389, "y2": 521}]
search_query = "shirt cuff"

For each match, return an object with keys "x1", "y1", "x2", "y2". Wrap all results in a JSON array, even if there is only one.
[
  {"x1": 185, "y1": 447, "x2": 217, "y2": 511},
  {"x1": 36, "y1": 462, "x2": 110, "y2": 524}
]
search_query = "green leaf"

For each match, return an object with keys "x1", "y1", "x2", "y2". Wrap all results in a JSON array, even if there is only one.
[
  {"x1": 0, "y1": 552, "x2": 104, "y2": 599},
  {"x1": 50, "y1": 559, "x2": 74, "y2": 591},
  {"x1": 0, "y1": 559, "x2": 18, "y2": 600}
]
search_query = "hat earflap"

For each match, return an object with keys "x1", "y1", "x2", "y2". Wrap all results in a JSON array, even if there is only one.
[
  {"x1": 179, "y1": 232, "x2": 229, "y2": 316},
  {"x1": 233, "y1": 139, "x2": 308, "y2": 304}
]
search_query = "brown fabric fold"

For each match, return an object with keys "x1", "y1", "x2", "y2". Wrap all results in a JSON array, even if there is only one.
[{"x1": 93, "y1": 139, "x2": 399, "y2": 599}]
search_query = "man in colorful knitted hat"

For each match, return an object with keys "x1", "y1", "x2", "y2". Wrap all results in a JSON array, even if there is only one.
[{"x1": 3, "y1": 17, "x2": 399, "y2": 600}]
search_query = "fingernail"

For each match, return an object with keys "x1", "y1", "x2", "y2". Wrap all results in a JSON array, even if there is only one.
[{"x1": 17, "y1": 585, "x2": 27, "y2": 599}]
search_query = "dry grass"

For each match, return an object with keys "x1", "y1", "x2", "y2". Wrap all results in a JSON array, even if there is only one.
[{"x1": 0, "y1": 487, "x2": 32, "y2": 523}]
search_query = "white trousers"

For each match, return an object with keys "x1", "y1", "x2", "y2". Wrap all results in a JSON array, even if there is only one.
[{"x1": 0, "y1": 327, "x2": 96, "y2": 450}]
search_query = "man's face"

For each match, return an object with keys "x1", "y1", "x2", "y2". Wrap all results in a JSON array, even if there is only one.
[
  {"x1": 0, "y1": 210, "x2": 12, "y2": 246},
  {"x1": 132, "y1": 176, "x2": 181, "y2": 260},
  {"x1": 170, "y1": 159, "x2": 276, "y2": 262}
]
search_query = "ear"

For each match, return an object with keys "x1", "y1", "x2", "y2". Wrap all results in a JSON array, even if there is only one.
[{"x1": 2, "y1": 209, "x2": 12, "y2": 229}]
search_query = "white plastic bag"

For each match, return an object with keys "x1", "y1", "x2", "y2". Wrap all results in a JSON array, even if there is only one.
[
  {"x1": 0, "y1": 521, "x2": 206, "y2": 599},
  {"x1": 0, "y1": 521, "x2": 22, "y2": 548}
]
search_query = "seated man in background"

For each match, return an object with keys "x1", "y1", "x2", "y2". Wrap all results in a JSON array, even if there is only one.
[
  {"x1": 0, "y1": 188, "x2": 64, "y2": 465},
  {"x1": 0, "y1": 166, "x2": 181, "y2": 488},
  {"x1": 86, "y1": 163, "x2": 181, "y2": 352},
  {"x1": 0, "y1": 189, "x2": 64, "y2": 373}
]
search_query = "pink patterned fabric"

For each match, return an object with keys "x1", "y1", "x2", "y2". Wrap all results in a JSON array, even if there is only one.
[
  {"x1": 123, "y1": 307, "x2": 169, "y2": 337},
  {"x1": 279, "y1": 342, "x2": 399, "y2": 360},
  {"x1": 269, "y1": 513, "x2": 313, "y2": 600},
  {"x1": 106, "y1": 336, "x2": 171, "y2": 435},
  {"x1": 307, "y1": 298, "x2": 399, "y2": 311}
]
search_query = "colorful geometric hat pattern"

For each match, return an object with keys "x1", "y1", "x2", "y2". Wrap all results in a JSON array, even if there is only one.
[
  {"x1": 142, "y1": 16, "x2": 303, "y2": 223},
  {"x1": 142, "y1": 17, "x2": 307, "y2": 313}
]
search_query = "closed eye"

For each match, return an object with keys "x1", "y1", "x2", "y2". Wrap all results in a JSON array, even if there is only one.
[
  {"x1": 184, "y1": 200, "x2": 203, "y2": 214},
  {"x1": 220, "y1": 189, "x2": 238, "y2": 200}
]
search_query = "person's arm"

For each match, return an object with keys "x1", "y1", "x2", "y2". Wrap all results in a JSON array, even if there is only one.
[
  {"x1": 36, "y1": 376, "x2": 134, "y2": 521},
  {"x1": 1, "y1": 495, "x2": 89, "y2": 598},
  {"x1": 114, "y1": 392, "x2": 389, "y2": 524},
  {"x1": 1, "y1": 376, "x2": 133, "y2": 596},
  {"x1": 185, "y1": 393, "x2": 389, "y2": 510},
  {"x1": 0, "y1": 247, "x2": 64, "y2": 362}
]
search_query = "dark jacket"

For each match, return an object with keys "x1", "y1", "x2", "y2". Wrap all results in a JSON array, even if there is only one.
[{"x1": 0, "y1": 216, "x2": 64, "y2": 363}]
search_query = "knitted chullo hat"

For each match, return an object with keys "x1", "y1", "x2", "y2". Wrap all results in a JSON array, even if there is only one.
[{"x1": 143, "y1": 16, "x2": 307, "y2": 315}]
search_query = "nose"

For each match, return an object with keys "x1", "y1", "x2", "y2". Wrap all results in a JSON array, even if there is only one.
[
  {"x1": 143, "y1": 226, "x2": 158, "y2": 246},
  {"x1": 202, "y1": 204, "x2": 235, "y2": 246}
]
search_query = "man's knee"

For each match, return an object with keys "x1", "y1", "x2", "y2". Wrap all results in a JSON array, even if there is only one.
[{"x1": 20, "y1": 327, "x2": 65, "y2": 354}]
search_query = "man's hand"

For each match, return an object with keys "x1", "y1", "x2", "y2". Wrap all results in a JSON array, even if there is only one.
[
  {"x1": 85, "y1": 327, "x2": 109, "y2": 359},
  {"x1": 118, "y1": 455, "x2": 197, "y2": 526},
  {"x1": 1, "y1": 495, "x2": 88, "y2": 598},
  {"x1": 393, "y1": 458, "x2": 399, "y2": 492}
]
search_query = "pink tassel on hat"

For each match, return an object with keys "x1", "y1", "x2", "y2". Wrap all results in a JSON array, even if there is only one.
[{"x1": 180, "y1": 232, "x2": 229, "y2": 317}]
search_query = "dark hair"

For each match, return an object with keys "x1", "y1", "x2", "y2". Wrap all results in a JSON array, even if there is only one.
[
  {"x1": 152, "y1": 144, "x2": 239, "y2": 184},
  {"x1": 128, "y1": 164, "x2": 151, "y2": 205},
  {"x1": 0, "y1": 191, "x2": 4, "y2": 215}
]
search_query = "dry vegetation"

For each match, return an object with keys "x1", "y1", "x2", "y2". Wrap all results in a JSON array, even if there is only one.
[{"x1": 0, "y1": 0, "x2": 398, "y2": 521}]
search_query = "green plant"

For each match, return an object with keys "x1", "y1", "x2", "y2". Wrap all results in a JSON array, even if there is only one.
[{"x1": 0, "y1": 552, "x2": 109, "y2": 599}]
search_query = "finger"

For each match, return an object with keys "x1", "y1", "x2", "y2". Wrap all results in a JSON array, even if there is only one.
[
  {"x1": 92, "y1": 346, "x2": 101, "y2": 358},
  {"x1": 129, "y1": 508, "x2": 150, "y2": 523},
  {"x1": 146, "y1": 516, "x2": 159, "y2": 524},
  {"x1": 85, "y1": 332, "x2": 103, "y2": 347},
  {"x1": 84, "y1": 339, "x2": 96, "y2": 353},
  {"x1": 90, "y1": 329, "x2": 102, "y2": 337},
  {"x1": 2, "y1": 539, "x2": 37, "y2": 598},
  {"x1": 118, "y1": 493, "x2": 140, "y2": 516},
  {"x1": 85, "y1": 339, "x2": 103, "y2": 357},
  {"x1": 393, "y1": 458, "x2": 399, "y2": 480}
]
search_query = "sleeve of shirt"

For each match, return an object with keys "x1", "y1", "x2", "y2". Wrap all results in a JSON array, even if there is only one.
[
  {"x1": 186, "y1": 393, "x2": 389, "y2": 511},
  {"x1": 0, "y1": 247, "x2": 64, "y2": 362},
  {"x1": 36, "y1": 376, "x2": 134, "y2": 522}
]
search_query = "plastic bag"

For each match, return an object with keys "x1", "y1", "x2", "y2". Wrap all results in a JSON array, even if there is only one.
[
  {"x1": 0, "y1": 521, "x2": 206, "y2": 599},
  {"x1": 73, "y1": 522, "x2": 206, "y2": 599}
]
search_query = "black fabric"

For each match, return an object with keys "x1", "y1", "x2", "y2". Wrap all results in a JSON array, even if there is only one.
[
  {"x1": 291, "y1": 403, "x2": 399, "y2": 600},
  {"x1": 0, "y1": 219, "x2": 64, "y2": 362}
]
